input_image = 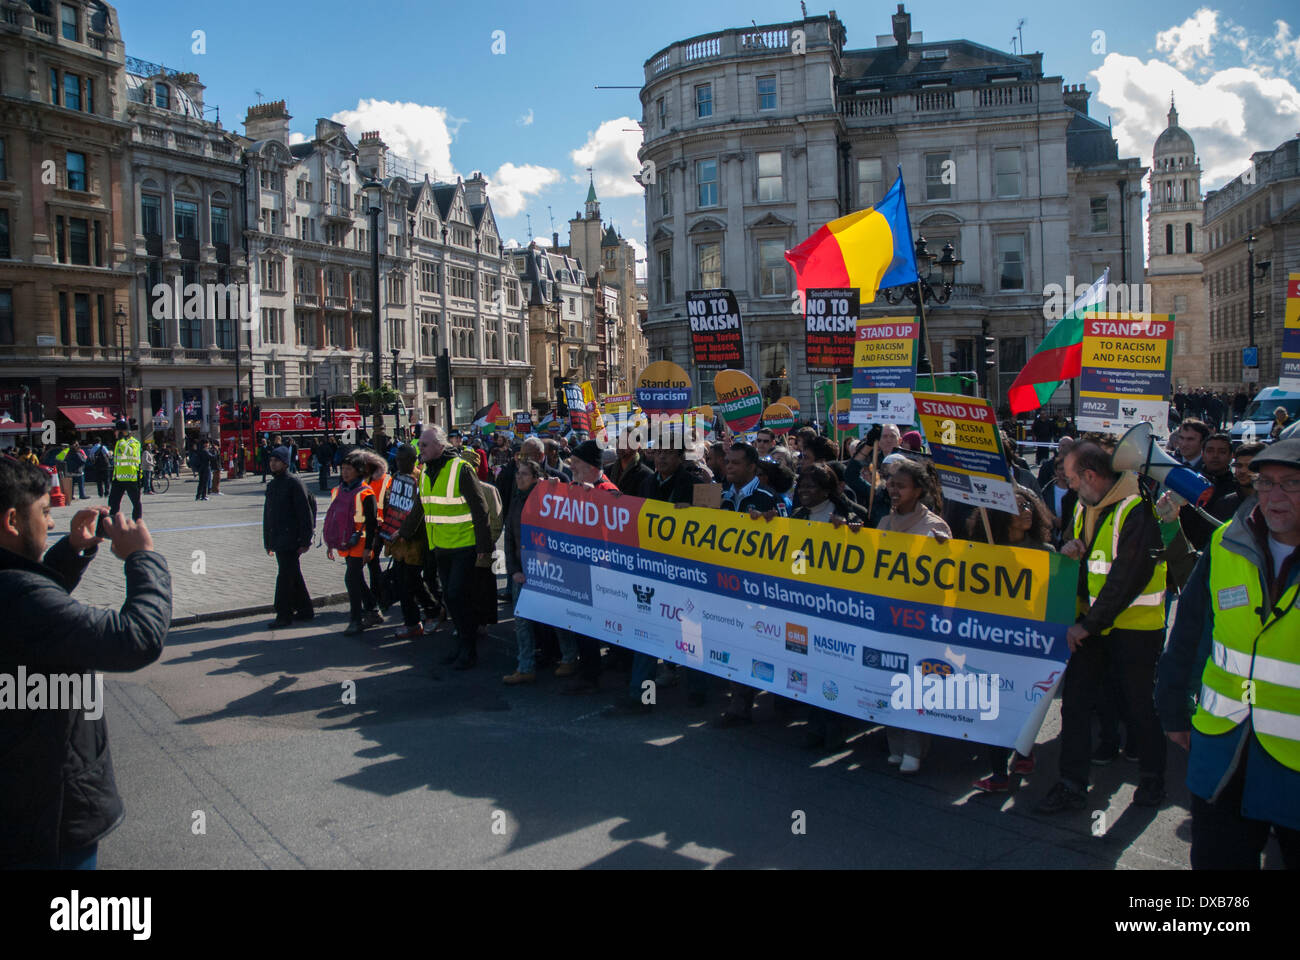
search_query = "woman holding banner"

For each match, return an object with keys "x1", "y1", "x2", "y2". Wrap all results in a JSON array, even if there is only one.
[
  {"x1": 967, "y1": 485, "x2": 1054, "y2": 792},
  {"x1": 877, "y1": 459, "x2": 951, "y2": 774}
]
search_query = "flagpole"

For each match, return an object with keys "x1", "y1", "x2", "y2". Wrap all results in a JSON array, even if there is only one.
[{"x1": 916, "y1": 281, "x2": 938, "y2": 392}]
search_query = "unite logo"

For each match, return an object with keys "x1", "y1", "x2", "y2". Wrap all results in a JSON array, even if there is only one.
[{"x1": 633, "y1": 584, "x2": 655, "y2": 613}]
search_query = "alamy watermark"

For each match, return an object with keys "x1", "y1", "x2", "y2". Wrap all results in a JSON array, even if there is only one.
[
  {"x1": 150, "y1": 277, "x2": 260, "y2": 331},
  {"x1": 889, "y1": 667, "x2": 1000, "y2": 721},
  {"x1": 1042, "y1": 276, "x2": 1152, "y2": 321},
  {"x1": 0, "y1": 667, "x2": 104, "y2": 720}
]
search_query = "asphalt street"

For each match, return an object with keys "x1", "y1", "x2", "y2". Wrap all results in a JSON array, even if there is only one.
[{"x1": 50, "y1": 473, "x2": 1285, "y2": 869}]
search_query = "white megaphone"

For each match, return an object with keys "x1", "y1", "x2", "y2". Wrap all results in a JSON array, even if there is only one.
[{"x1": 1112, "y1": 421, "x2": 1216, "y2": 516}]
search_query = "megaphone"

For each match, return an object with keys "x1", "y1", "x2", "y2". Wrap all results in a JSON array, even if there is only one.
[{"x1": 1112, "y1": 421, "x2": 1214, "y2": 509}]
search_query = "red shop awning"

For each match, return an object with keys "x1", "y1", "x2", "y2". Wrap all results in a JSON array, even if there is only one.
[{"x1": 58, "y1": 406, "x2": 117, "y2": 429}]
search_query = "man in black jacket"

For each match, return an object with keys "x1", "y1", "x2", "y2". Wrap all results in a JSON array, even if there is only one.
[
  {"x1": 0, "y1": 458, "x2": 171, "y2": 868},
  {"x1": 1179, "y1": 432, "x2": 1240, "y2": 550},
  {"x1": 608, "y1": 432, "x2": 654, "y2": 496},
  {"x1": 194, "y1": 439, "x2": 215, "y2": 501},
  {"x1": 263, "y1": 445, "x2": 316, "y2": 628}
]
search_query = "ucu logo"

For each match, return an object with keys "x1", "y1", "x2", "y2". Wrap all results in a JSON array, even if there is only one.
[{"x1": 675, "y1": 639, "x2": 697, "y2": 655}]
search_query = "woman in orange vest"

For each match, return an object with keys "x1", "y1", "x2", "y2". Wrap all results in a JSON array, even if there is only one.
[
  {"x1": 327, "y1": 452, "x2": 380, "y2": 635},
  {"x1": 362, "y1": 451, "x2": 392, "y2": 616}
]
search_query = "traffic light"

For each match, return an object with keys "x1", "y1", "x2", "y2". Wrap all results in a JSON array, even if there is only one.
[
  {"x1": 436, "y1": 351, "x2": 451, "y2": 398},
  {"x1": 310, "y1": 393, "x2": 322, "y2": 418},
  {"x1": 983, "y1": 325, "x2": 997, "y2": 367}
]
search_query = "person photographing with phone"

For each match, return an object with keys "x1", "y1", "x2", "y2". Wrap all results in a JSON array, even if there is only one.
[{"x1": 0, "y1": 457, "x2": 172, "y2": 869}]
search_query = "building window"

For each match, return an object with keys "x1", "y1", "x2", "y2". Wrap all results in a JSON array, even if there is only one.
[
  {"x1": 60, "y1": 3, "x2": 77, "y2": 40},
  {"x1": 211, "y1": 206, "x2": 230, "y2": 246},
  {"x1": 1185, "y1": 223, "x2": 1193, "y2": 253},
  {"x1": 264, "y1": 361, "x2": 285, "y2": 398},
  {"x1": 997, "y1": 337, "x2": 1028, "y2": 401},
  {"x1": 857, "y1": 158, "x2": 882, "y2": 208},
  {"x1": 66, "y1": 151, "x2": 86, "y2": 191},
  {"x1": 759, "y1": 343, "x2": 790, "y2": 399},
  {"x1": 994, "y1": 148, "x2": 1020, "y2": 198},
  {"x1": 696, "y1": 241, "x2": 721, "y2": 288},
  {"x1": 63, "y1": 73, "x2": 81, "y2": 111},
  {"x1": 506, "y1": 280, "x2": 519, "y2": 307},
  {"x1": 452, "y1": 225, "x2": 472, "y2": 248},
  {"x1": 485, "y1": 326, "x2": 500, "y2": 360},
  {"x1": 0, "y1": 210, "x2": 9, "y2": 259},
  {"x1": 448, "y1": 267, "x2": 474, "y2": 300},
  {"x1": 925, "y1": 152, "x2": 951, "y2": 201},
  {"x1": 997, "y1": 235, "x2": 1025, "y2": 291},
  {"x1": 660, "y1": 178, "x2": 671, "y2": 217},
  {"x1": 657, "y1": 96, "x2": 666, "y2": 130},
  {"x1": 420, "y1": 312, "x2": 439, "y2": 356},
  {"x1": 74, "y1": 293, "x2": 91, "y2": 346},
  {"x1": 420, "y1": 261, "x2": 439, "y2": 293},
  {"x1": 757, "y1": 152, "x2": 782, "y2": 202},
  {"x1": 261, "y1": 308, "x2": 283, "y2": 344},
  {"x1": 1090, "y1": 197, "x2": 1109, "y2": 233},
  {"x1": 0, "y1": 139, "x2": 6, "y2": 180},
  {"x1": 1165, "y1": 223, "x2": 1174, "y2": 255},
  {"x1": 453, "y1": 378, "x2": 475, "y2": 423},
  {"x1": 452, "y1": 314, "x2": 475, "y2": 358},
  {"x1": 696, "y1": 83, "x2": 713, "y2": 119},
  {"x1": 260, "y1": 258, "x2": 283, "y2": 291},
  {"x1": 1174, "y1": 294, "x2": 1188, "y2": 314},
  {"x1": 697, "y1": 158, "x2": 718, "y2": 207},
  {"x1": 68, "y1": 217, "x2": 89, "y2": 265},
  {"x1": 174, "y1": 199, "x2": 199, "y2": 239},
  {"x1": 141, "y1": 195, "x2": 162, "y2": 236},
  {"x1": 758, "y1": 238, "x2": 787, "y2": 295},
  {"x1": 0, "y1": 290, "x2": 12, "y2": 345},
  {"x1": 658, "y1": 250, "x2": 672, "y2": 302},
  {"x1": 757, "y1": 75, "x2": 777, "y2": 111},
  {"x1": 507, "y1": 320, "x2": 522, "y2": 361},
  {"x1": 154, "y1": 83, "x2": 169, "y2": 110}
]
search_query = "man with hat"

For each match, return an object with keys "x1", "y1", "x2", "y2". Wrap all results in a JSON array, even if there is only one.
[
  {"x1": 262, "y1": 445, "x2": 316, "y2": 628},
  {"x1": 1156, "y1": 438, "x2": 1300, "y2": 868},
  {"x1": 107, "y1": 419, "x2": 143, "y2": 521}
]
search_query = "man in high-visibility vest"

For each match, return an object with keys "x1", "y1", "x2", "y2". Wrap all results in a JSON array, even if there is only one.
[
  {"x1": 414, "y1": 425, "x2": 493, "y2": 669},
  {"x1": 1156, "y1": 438, "x2": 1300, "y2": 868},
  {"x1": 1039, "y1": 441, "x2": 1169, "y2": 814},
  {"x1": 107, "y1": 419, "x2": 143, "y2": 521}
]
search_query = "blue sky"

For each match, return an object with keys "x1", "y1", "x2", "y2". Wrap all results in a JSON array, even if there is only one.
[{"x1": 117, "y1": 1, "x2": 1300, "y2": 269}]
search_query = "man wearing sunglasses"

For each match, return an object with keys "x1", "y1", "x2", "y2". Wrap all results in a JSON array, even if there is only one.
[{"x1": 1155, "y1": 437, "x2": 1300, "y2": 869}]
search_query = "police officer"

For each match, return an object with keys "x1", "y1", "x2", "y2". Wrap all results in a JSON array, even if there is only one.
[
  {"x1": 1155, "y1": 438, "x2": 1300, "y2": 868},
  {"x1": 1038, "y1": 441, "x2": 1168, "y2": 813},
  {"x1": 107, "y1": 419, "x2": 143, "y2": 521}
]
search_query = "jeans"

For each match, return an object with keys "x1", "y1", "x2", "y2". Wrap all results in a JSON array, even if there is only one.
[
  {"x1": 436, "y1": 546, "x2": 478, "y2": 656},
  {"x1": 1190, "y1": 755, "x2": 1300, "y2": 870},
  {"x1": 71, "y1": 474, "x2": 85, "y2": 498},
  {"x1": 398, "y1": 561, "x2": 436, "y2": 626},
  {"x1": 344, "y1": 554, "x2": 376, "y2": 623},
  {"x1": 142, "y1": 470, "x2": 153, "y2": 493},
  {"x1": 510, "y1": 578, "x2": 536, "y2": 674},
  {"x1": 1059, "y1": 628, "x2": 1167, "y2": 788},
  {"x1": 108, "y1": 480, "x2": 142, "y2": 520},
  {"x1": 552, "y1": 627, "x2": 580, "y2": 666},
  {"x1": 274, "y1": 549, "x2": 313, "y2": 619},
  {"x1": 95, "y1": 475, "x2": 109, "y2": 497},
  {"x1": 196, "y1": 470, "x2": 210, "y2": 500}
]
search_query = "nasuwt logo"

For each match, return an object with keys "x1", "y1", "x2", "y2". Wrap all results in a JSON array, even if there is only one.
[{"x1": 812, "y1": 634, "x2": 855, "y2": 661}]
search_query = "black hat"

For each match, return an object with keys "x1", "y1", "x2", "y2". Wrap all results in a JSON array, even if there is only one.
[
  {"x1": 1250, "y1": 438, "x2": 1300, "y2": 471},
  {"x1": 572, "y1": 439, "x2": 603, "y2": 468},
  {"x1": 114, "y1": 418, "x2": 129, "y2": 430},
  {"x1": 270, "y1": 445, "x2": 292, "y2": 464}
]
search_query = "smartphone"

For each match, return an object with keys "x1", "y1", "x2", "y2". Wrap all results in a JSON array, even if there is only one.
[{"x1": 95, "y1": 515, "x2": 108, "y2": 539}]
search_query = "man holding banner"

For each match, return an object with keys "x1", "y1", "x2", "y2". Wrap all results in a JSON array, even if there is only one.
[{"x1": 1038, "y1": 441, "x2": 1168, "y2": 813}]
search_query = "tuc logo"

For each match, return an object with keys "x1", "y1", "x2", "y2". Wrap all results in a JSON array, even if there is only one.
[
  {"x1": 633, "y1": 584, "x2": 655, "y2": 613},
  {"x1": 659, "y1": 602, "x2": 684, "y2": 621},
  {"x1": 785, "y1": 623, "x2": 808, "y2": 655}
]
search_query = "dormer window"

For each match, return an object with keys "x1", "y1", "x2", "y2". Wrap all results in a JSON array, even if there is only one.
[{"x1": 154, "y1": 83, "x2": 169, "y2": 110}]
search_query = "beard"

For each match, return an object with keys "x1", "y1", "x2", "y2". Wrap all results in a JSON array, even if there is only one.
[{"x1": 15, "y1": 518, "x2": 46, "y2": 563}]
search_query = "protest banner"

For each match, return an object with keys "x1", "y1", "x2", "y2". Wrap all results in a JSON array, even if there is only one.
[
  {"x1": 816, "y1": 380, "x2": 860, "y2": 441},
  {"x1": 714, "y1": 369, "x2": 763, "y2": 433},
  {"x1": 635, "y1": 361, "x2": 692, "y2": 416},
  {"x1": 514, "y1": 412, "x2": 532, "y2": 438},
  {"x1": 516, "y1": 484, "x2": 1077, "y2": 751},
  {"x1": 850, "y1": 315, "x2": 920, "y2": 426},
  {"x1": 805, "y1": 288, "x2": 859, "y2": 376},
  {"x1": 580, "y1": 381, "x2": 606, "y2": 440},
  {"x1": 761, "y1": 403, "x2": 795, "y2": 435},
  {"x1": 563, "y1": 383, "x2": 589, "y2": 432},
  {"x1": 687, "y1": 289, "x2": 744, "y2": 369},
  {"x1": 687, "y1": 404, "x2": 715, "y2": 439},
  {"x1": 1077, "y1": 312, "x2": 1173, "y2": 433},
  {"x1": 778, "y1": 396, "x2": 801, "y2": 414},
  {"x1": 913, "y1": 392, "x2": 1018, "y2": 515},
  {"x1": 493, "y1": 415, "x2": 511, "y2": 434},
  {"x1": 1283, "y1": 273, "x2": 1300, "y2": 391}
]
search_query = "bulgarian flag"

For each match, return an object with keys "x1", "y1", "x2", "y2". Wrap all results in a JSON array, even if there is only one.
[
  {"x1": 785, "y1": 171, "x2": 919, "y2": 303},
  {"x1": 1007, "y1": 269, "x2": 1109, "y2": 415}
]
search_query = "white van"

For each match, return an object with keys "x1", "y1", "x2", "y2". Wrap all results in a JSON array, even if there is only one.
[{"x1": 1229, "y1": 386, "x2": 1300, "y2": 444}]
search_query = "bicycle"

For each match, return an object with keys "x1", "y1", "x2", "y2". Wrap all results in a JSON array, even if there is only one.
[{"x1": 151, "y1": 473, "x2": 170, "y2": 494}]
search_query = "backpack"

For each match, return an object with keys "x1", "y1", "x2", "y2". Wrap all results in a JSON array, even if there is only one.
[{"x1": 323, "y1": 486, "x2": 361, "y2": 549}]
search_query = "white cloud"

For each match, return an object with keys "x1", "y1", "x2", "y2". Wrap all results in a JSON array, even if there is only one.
[
  {"x1": 330, "y1": 99, "x2": 461, "y2": 180},
  {"x1": 1275, "y1": 20, "x2": 1300, "y2": 62},
  {"x1": 628, "y1": 237, "x2": 647, "y2": 278},
  {"x1": 288, "y1": 131, "x2": 308, "y2": 146},
  {"x1": 1092, "y1": 52, "x2": 1300, "y2": 188},
  {"x1": 1155, "y1": 8, "x2": 1218, "y2": 71},
  {"x1": 570, "y1": 117, "x2": 645, "y2": 199},
  {"x1": 518, "y1": 109, "x2": 534, "y2": 127},
  {"x1": 486, "y1": 162, "x2": 563, "y2": 218}
]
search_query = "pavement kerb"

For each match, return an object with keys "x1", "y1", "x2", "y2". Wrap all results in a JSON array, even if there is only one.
[{"x1": 169, "y1": 591, "x2": 351, "y2": 628}]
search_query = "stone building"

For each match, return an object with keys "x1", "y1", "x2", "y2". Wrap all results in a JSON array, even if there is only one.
[
  {"x1": 1202, "y1": 136, "x2": 1300, "y2": 391},
  {"x1": 1143, "y1": 98, "x2": 1206, "y2": 393},
  {"x1": 637, "y1": 5, "x2": 1144, "y2": 414},
  {"x1": 0, "y1": 0, "x2": 135, "y2": 438}
]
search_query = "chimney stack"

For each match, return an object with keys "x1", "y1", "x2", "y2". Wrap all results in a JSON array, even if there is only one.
[
  {"x1": 243, "y1": 100, "x2": 291, "y2": 144},
  {"x1": 892, "y1": 4, "x2": 911, "y2": 58},
  {"x1": 464, "y1": 170, "x2": 488, "y2": 207},
  {"x1": 1062, "y1": 83, "x2": 1090, "y2": 115},
  {"x1": 357, "y1": 130, "x2": 387, "y2": 180}
]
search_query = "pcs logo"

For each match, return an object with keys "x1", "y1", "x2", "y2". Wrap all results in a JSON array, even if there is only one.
[{"x1": 917, "y1": 658, "x2": 955, "y2": 678}]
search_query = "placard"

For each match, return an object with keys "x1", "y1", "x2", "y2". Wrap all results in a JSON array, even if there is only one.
[
  {"x1": 850, "y1": 315, "x2": 919, "y2": 426},
  {"x1": 1283, "y1": 273, "x2": 1300, "y2": 391},
  {"x1": 635, "y1": 361, "x2": 692, "y2": 416},
  {"x1": 713, "y1": 369, "x2": 763, "y2": 434},
  {"x1": 913, "y1": 392, "x2": 1018, "y2": 515},
  {"x1": 687, "y1": 289, "x2": 744, "y2": 369},
  {"x1": 804, "y1": 287, "x2": 859, "y2": 376},
  {"x1": 1077, "y1": 313, "x2": 1173, "y2": 433}
]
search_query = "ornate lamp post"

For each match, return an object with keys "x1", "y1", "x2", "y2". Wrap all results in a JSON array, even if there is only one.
[
  {"x1": 883, "y1": 237, "x2": 962, "y2": 384},
  {"x1": 1244, "y1": 233, "x2": 1271, "y2": 385}
]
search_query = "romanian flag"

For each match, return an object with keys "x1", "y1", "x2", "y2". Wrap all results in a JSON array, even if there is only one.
[
  {"x1": 1007, "y1": 269, "x2": 1109, "y2": 415},
  {"x1": 785, "y1": 171, "x2": 919, "y2": 302}
]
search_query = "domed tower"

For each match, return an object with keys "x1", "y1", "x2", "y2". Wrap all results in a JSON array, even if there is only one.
[
  {"x1": 1148, "y1": 96, "x2": 1202, "y2": 265},
  {"x1": 1145, "y1": 95, "x2": 1206, "y2": 392}
]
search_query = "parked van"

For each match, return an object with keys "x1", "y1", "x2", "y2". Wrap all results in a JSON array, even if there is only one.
[{"x1": 1229, "y1": 386, "x2": 1300, "y2": 444}]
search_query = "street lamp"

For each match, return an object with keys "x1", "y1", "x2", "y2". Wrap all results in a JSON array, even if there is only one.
[
  {"x1": 361, "y1": 180, "x2": 384, "y2": 396},
  {"x1": 114, "y1": 304, "x2": 128, "y2": 421},
  {"x1": 884, "y1": 237, "x2": 963, "y2": 383},
  {"x1": 1244, "y1": 233, "x2": 1271, "y2": 385},
  {"x1": 391, "y1": 346, "x2": 402, "y2": 439}
]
